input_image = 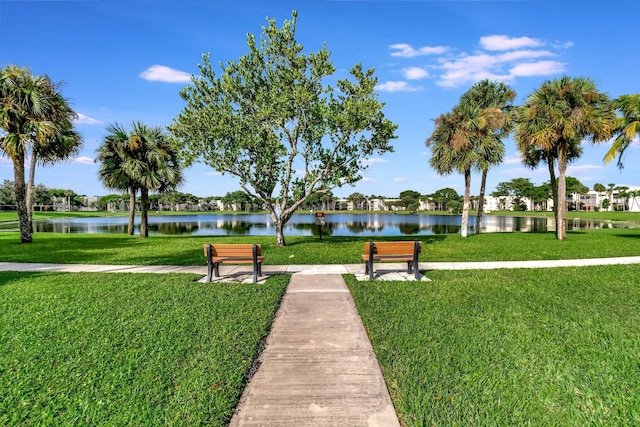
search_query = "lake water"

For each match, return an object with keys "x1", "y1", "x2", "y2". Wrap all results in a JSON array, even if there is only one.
[{"x1": 10, "y1": 213, "x2": 637, "y2": 236}]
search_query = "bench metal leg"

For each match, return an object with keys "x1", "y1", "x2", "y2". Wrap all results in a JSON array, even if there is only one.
[
  {"x1": 206, "y1": 244, "x2": 213, "y2": 282},
  {"x1": 214, "y1": 263, "x2": 220, "y2": 278}
]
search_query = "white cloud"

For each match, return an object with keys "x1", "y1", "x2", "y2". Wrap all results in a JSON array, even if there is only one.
[
  {"x1": 362, "y1": 158, "x2": 388, "y2": 167},
  {"x1": 360, "y1": 177, "x2": 376, "y2": 183},
  {"x1": 390, "y1": 43, "x2": 449, "y2": 58},
  {"x1": 375, "y1": 81, "x2": 420, "y2": 92},
  {"x1": 480, "y1": 35, "x2": 544, "y2": 51},
  {"x1": 402, "y1": 66, "x2": 429, "y2": 80},
  {"x1": 140, "y1": 65, "x2": 191, "y2": 83},
  {"x1": 394, "y1": 177, "x2": 407, "y2": 182},
  {"x1": 503, "y1": 155, "x2": 523, "y2": 165},
  {"x1": 498, "y1": 50, "x2": 555, "y2": 62},
  {"x1": 75, "y1": 113, "x2": 103, "y2": 125},
  {"x1": 501, "y1": 167, "x2": 548, "y2": 178},
  {"x1": 510, "y1": 60, "x2": 565, "y2": 77},
  {"x1": 566, "y1": 164, "x2": 604, "y2": 174},
  {"x1": 204, "y1": 171, "x2": 222, "y2": 176},
  {"x1": 389, "y1": 34, "x2": 570, "y2": 88},
  {"x1": 74, "y1": 156, "x2": 94, "y2": 165}
]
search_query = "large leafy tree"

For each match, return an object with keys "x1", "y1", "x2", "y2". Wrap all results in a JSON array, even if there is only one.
[
  {"x1": 0, "y1": 65, "x2": 82, "y2": 243},
  {"x1": 169, "y1": 12, "x2": 397, "y2": 246},
  {"x1": 603, "y1": 94, "x2": 640, "y2": 169},
  {"x1": 96, "y1": 122, "x2": 183, "y2": 237},
  {"x1": 459, "y1": 80, "x2": 515, "y2": 234},
  {"x1": 514, "y1": 76, "x2": 616, "y2": 240}
]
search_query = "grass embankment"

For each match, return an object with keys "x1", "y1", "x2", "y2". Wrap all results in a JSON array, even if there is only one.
[
  {"x1": 346, "y1": 266, "x2": 640, "y2": 426},
  {"x1": 0, "y1": 228, "x2": 639, "y2": 265},
  {"x1": 0, "y1": 272, "x2": 289, "y2": 425}
]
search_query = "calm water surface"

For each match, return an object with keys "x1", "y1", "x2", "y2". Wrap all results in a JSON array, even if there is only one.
[{"x1": 10, "y1": 213, "x2": 638, "y2": 236}]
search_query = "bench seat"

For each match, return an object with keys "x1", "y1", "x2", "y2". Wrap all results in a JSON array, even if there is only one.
[
  {"x1": 204, "y1": 243, "x2": 264, "y2": 283},
  {"x1": 362, "y1": 241, "x2": 422, "y2": 280}
]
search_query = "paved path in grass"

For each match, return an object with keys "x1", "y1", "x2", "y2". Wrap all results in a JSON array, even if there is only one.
[
  {"x1": 229, "y1": 274, "x2": 399, "y2": 426},
  {"x1": 2, "y1": 255, "x2": 640, "y2": 276},
  {"x1": 3, "y1": 257, "x2": 640, "y2": 425}
]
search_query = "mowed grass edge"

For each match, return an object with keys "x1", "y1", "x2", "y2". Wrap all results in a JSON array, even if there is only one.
[
  {"x1": 1, "y1": 227, "x2": 639, "y2": 265},
  {"x1": 346, "y1": 265, "x2": 640, "y2": 426},
  {"x1": 0, "y1": 272, "x2": 289, "y2": 426}
]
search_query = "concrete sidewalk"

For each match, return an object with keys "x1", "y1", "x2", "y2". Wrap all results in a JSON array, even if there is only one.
[
  {"x1": 3, "y1": 255, "x2": 640, "y2": 277},
  {"x1": 229, "y1": 274, "x2": 399, "y2": 427}
]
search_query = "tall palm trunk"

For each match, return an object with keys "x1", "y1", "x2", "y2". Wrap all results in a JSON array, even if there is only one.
[
  {"x1": 461, "y1": 169, "x2": 471, "y2": 238},
  {"x1": 13, "y1": 156, "x2": 32, "y2": 243},
  {"x1": 547, "y1": 157, "x2": 558, "y2": 233},
  {"x1": 140, "y1": 188, "x2": 149, "y2": 238},
  {"x1": 475, "y1": 168, "x2": 487, "y2": 234},
  {"x1": 128, "y1": 187, "x2": 136, "y2": 236},
  {"x1": 556, "y1": 143, "x2": 568, "y2": 240},
  {"x1": 26, "y1": 154, "x2": 37, "y2": 234}
]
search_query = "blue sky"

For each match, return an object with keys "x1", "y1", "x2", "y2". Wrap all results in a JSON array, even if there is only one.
[{"x1": 1, "y1": 0, "x2": 639, "y2": 199}]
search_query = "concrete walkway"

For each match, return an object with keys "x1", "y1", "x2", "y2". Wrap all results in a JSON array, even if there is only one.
[
  {"x1": 3, "y1": 255, "x2": 640, "y2": 276},
  {"x1": 229, "y1": 274, "x2": 399, "y2": 426}
]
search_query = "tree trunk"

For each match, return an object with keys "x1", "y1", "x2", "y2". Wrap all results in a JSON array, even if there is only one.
[
  {"x1": 475, "y1": 168, "x2": 487, "y2": 234},
  {"x1": 548, "y1": 158, "x2": 558, "y2": 233},
  {"x1": 461, "y1": 169, "x2": 471, "y2": 238},
  {"x1": 128, "y1": 188, "x2": 136, "y2": 236},
  {"x1": 556, "y1": 144, "x2": 567, "y2": 240},
  {"x1": 26, "y1": 154, "x2": 37, "y2": 234},
  {"x1": 13, "y1": 157, "x2": 32, "y2": 243},
  {"x1": 140, "y1": 188, "x2": 149, "y2": 238}
]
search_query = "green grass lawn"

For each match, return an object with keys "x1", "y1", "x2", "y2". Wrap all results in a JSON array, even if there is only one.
[
  {"x1": 0, "y1": 228, "x2": 639, "y2": 266},
  {"x1": 346, "y1": 266, "x2": 640, "y2": 426},
  {"x1": 0, "y1": 272, "x2": 289, "y2": 426}
]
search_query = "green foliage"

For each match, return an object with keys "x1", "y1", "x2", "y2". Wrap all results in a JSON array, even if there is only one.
[
  {"x1": 96, "y1": 122, "x2": 184, "y2": 237},
  {"x1": 0, "y1": 272, "x2": 288, "y2": 425},
  {"x1": 0, "y1": 65, "x2": 81, "y2": 243},
  {"x1": 169, "y1": 11, "x2": 397, "y2": 246},
  {"x1": 347, "y1": 266, "x2": 640, "y2": 425},
  {"x1": 514, "y1": 76, "x2": 616, "y2": 240},
  {"x1": 0, "y1": 179, "x2": 15, "y2": 204},
  {"x1": 603, "y1": 94, "x2": 640, "y2": 169}
]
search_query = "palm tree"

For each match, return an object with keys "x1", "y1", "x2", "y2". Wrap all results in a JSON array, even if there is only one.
[
  {"x1": 96, "y1": 122, "x2": 183, "y2": 237},
  {"x1": 0, "y1": 65, "x2": 81, "y2": 243},
  {"x1": 26, "y1": 86, "x2": 82, "y2": 230},
  {"x1": 514, "y1": 76, "x2": 616, "y2": 240},
  {"x1": 459, "y1": 80, "x2": 515, "y2": 234},
  {"x1": 427, "y1": 105, "x2": 478, "y2": 237},
  {"x1": 129, "y1": 122, "x2": 183, "y2": 237},
  {"x1": 96, "y1": 123, "x2": 139, "y2": 235},
  {"x1": 603, "y1": 94, "x2": 640, "y2": 169}
]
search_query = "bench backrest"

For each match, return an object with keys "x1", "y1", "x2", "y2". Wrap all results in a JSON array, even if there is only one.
[
  {"x1": 203, "y1": 243, "x2": 262, "y2": 258},
  {"x1": 363, "y1": 241, "x2": 421, "y2": 255}
]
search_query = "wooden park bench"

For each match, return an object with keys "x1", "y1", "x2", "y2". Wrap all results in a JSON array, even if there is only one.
[
  {"x1": 362, "y1": 241, "x2": 422, "y2": 280},
  {"x1": 203, "y1": 243, "x2": 265, "y2": 283}
]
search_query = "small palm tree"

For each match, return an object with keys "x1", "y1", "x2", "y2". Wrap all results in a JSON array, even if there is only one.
[
  {"x1": 427, "y1": 105, "x2": 479, "y2": 237},
  {"x1": 459, "y1": 80, "x2": 515, "y2": 234},
  {"x1": 96, "y1": 122, "x2": 183, "y2": 237},
  {"x1": 603, "y1": 94, "x2": 640, "y2": 169},
  {"x1": 96, "y1": 123, "x2": 140, "y2": 235},
  {"x1": 514, "y1": 76, "x2": 616, "y2": 240}
]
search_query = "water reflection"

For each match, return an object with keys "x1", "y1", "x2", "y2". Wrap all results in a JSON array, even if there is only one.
[{"x1": 24, "y1": 213, "x2": 639, "y2": 236}]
